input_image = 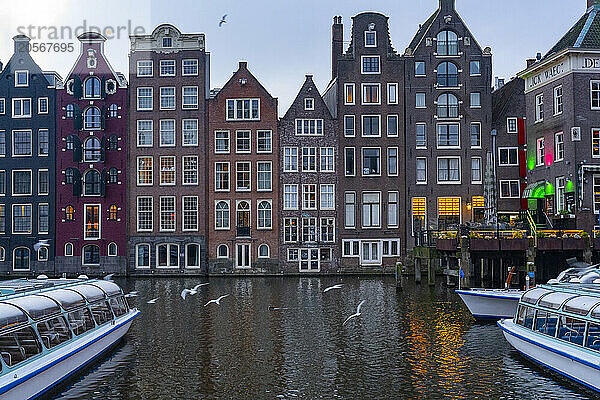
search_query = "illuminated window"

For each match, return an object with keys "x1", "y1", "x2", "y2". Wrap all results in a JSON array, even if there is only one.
[
  {"x1": 593, "y1": 130, "x2": 600, "y2": 158},
  {"x1": 412, "y1": 197, "x2": 426, "y2": 234},
  {"x1": 344, "y1": 84, "x2": 355, "y2": 105},
  {"x1": 109, "y1": 205, "x2": 118, "y2": 221},
  {"x1": 438, "y1": 197, "x2": 460, "y2": 227},
  {"x1": 65, "y1": 205, "x2": 74, "y2": 221},
  {"x1": 84, "y1": 205, "x2": 100, "y2": 239}
]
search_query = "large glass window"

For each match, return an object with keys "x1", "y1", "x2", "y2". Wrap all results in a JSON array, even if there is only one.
[
  {"x1": 183, "y1": 156, "x2": 198, "y2": 185},
  {"x1": 137, "y1": 157, "x2": 153, "y2": 185},
  {"x1": 84, "y1": 107, "x2": 101, "y2": 130},
  {"x1": 437, "y1": 62, "x2": 458, "y2": 87},
  {"x1": 160, "y1": 156, "x2": 175, "y2": 186},
  {"x1": 215, "y1": 201, "x2": 230, "y2": 229},
  {"x1": 438, "y1": 157, "x2": 461, "y2": 183},
  {"x1": 12, "y1": 130, "x2": 32, "y2": 156},
  {"x1": 236, "y1": 162, "x2": 251, "y2": 191},
  {"x1": 345, "y1": 192, "x2": 356, "y2": 228},
  {"x1": 215, "y1": 162, "x2": 230, "y2": 191},
  {"x1": 84, "y1": 170, "x2": 101, "y2": 195},
  {"x1": 257, "y1": 201, "x2": 272, "y2": 229},
  {"x1": 84, "y1": 77, "x2": 101, "y2": 98},
  {"x1": 182, "y1": 119, "x2": 198, "y2": 146},
  {"x1": 257, "y1": 162, "x2": 272, "y2": 191},
  {"x1": 83, "y1": 137, "x2": 101, "y2": 162},
  {"x1": 215, "y1": 131, "x2": 230, "y2": 153},
  {"x1": 13, "y1": 171, "x2": 31, "y2": 195},
  {"x1": 226, "y1": 99, "x2": 260, "y2": 120},
  {"x1": 302, "y1": 147, "x2": 317, "y2": 172},
  {"x1": 362, "y1": 192, "x2": 381, "y2": 228},
  {"x1": 362, "y1": 148, "x2": 380, "y2": 176},
  {"x1": 84, "y1": 205, "x2": 100, "y2": 238},
  {"x1": 160, "y1": 197, "x2": 176, "y2": 231},
  {"x1": 437, "y1": 93, "x2": 458, "y2": 118},
  {"x1": 362, "y1": 115, "x2": 380, "y2": 137},
  {"x1": 38, "y1": 129, "x2": 49, "y2": 155},
  {"x1": 137, "y1": 197, "x2": 152, "y2": 231},
  {"x1": 159, "y1": 120, "x2": 175, "y2": 146},
  {"x1": 137, "y1": 87, "x2": 153, "y2": 110},
  {"x1": 182, "y1": 86, "x2": 198, "y2": 109},
  {"x1": 437, "y1": 30, "x2": 458, "y2": 55},
  {"x1": 13, "y1": 205, "x2": 32, "y2": 233},
  {"x1": 183, "y1": 196, "x2": 198, "y2": 231},
  {"x1": 437, "y1": 123, "x2": 459, "y2": 147},
  {"x1": 157, "y1": 244, "x2": 179, "y2": 267},
  {"x1": 283, "y1": 147, "x2": 298, "y2": 172}
]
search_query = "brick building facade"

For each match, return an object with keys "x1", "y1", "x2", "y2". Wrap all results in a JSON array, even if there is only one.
[
  {"x1": 207, "y1": 62, "x2": 279, "y2": 272},
  {"x1": 128, "y1": 24, "x2": 209, "y2": 274},
  {"x1": 279, "y1": 75, "x2": 338, "y2": 273},
  {"x1": 55, "y1": 33, "x2": 128, "y2": 275}
]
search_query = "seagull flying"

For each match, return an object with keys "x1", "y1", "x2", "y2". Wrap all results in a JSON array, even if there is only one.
[
  {"x1": 103, "y1": 274, "x2": 115, "y2": 281},
  {"x1": 343, "y1": 300, "x2": 366, "y2": 326},
  {"x1": 147, "y1": 298, "x2": 159, "y2": 304},
  {"x1": 124, "y1": 293, "x2": 138, "y2": 298},
  {"x1": 219, "y1": 14, "x2": 227, "y2": 27},
  {"x1": 181, "y1": 283, "x2": 209, "y2": 299},
  {"x1": 204, "y1": 294, "x2": 229, "y2": 307},
  {"x1": 324, "y1": 284, "x2": 343, "y2": 293},
  {"x1": 33, "y1": 240, "x2": 50, "y2": 252}
]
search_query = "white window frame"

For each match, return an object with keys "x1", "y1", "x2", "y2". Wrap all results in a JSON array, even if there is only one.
[
  {"x1": 136, "y1": 120, "x2": 153, "y2": 147},
  {"x1": 591, "y1": 80, "x2": 600, "y2": 110},
  {"x1": 137, "y1": 196, "x2": 153, "y2": 232},
  {"x1": 499, "y1": 180, "x2": 520, "y2": 199},
  {"x1": 361, "y1": 115, "x2": 381, "y2": 137},
  {"x1": 498, "y1": 147, "x2": 519, "y2": 166},
  {"x1": 12, "y1": 204, "x2": 32, "y2": 235},
  {"x1": 471, "y1": 157, "x2": 482, "y2": 184},
  {"x1": 364, "y1": 30, "x2": 377, "y2": 47},
  {"x1": 236, "y1": 161, "x2": 251, "y2": 192},
  {"x1": 12, "y1": 98, "x2": 32, "y2": 118},
  {"x1": 320, "y1": 147, "x2": 335, "y2": 172},
  {"x1": 256, "y1": 161, "x2": 272, "y2": 192},
  {"x1": 160, "y1": 87, "x2": 176, "y2": 110},
  {"x1": 215, "y1": 162, "x2": 230, "y2": 192},
  {"x1": 215, "y1": 130, "x2": 230, "y2": 154},
  {"x1": 182, "y1": 59, "x2": 199, "y2": 76},
  {"x1": 14, "y1": 70, "x2": 29, "y2": 87},
  {"x1": 215, "y1": 200, "x2": 231, "y2": 230},
  {"x1": 38, "y1": 98, "x2": 49, "y2": 114},
  {"x1": 416, "y1": 158, "x2": 427, "y2": 185},
  {"x1": 361, "y1": 147, "x2": 381, "y2": 177},
  {"x1": 536, "y1": 138, "x2": 545, "y2": 165},
  {"x1": 387, "y1": 83, "x2": 398, "y2": 105},
  {"x1": 304, "y1": 98, "x2": 314, "y2": 110},
  {"x1": 182, "y1": 119, "x2": 198, "y2": 147},
  {"x1": 136, "y1": 60, "x2": 153, "y2": 77},
  {"x1": 344, "y1": 115, "x2": 355, "y2": 137},
  {"x1": 388, "y1": 147, "x2": 398, "y2": 176},
  {"x1": 159, "y1": 59, "x2": 176, "y2": 77},
  {"x1": 257, "y1": 130, "x2": 273, "y2": 153},
  {"x1": 361, "y1": 55, "x2": 380, "y2": 74},
  {"x1": 182, "y1": 86, "x2": 199, "y2": 110},
  {"x1": 12, "y1": 129, "x2": 32, "y2": 157},
  {"x1": 555, "y1": 131, "x2": 564, "y2": 162},
  {"x1": 416, "y1": 123, "x2": 427, "y2": 149},
  {"x1": 256, "y1": 199, "x2": 273, "y2": 230},
  {"x1": 283, "y1": 147, "x2": 298, "y2": 172},
  {"x1": 345, "y1": 147, "x2": 355, "y2": 177},
  {"x1": 83, "y1": 203, "x2": 101, "y2": 240},
  {"x1": 361, "y1": 83, "x2": 381, "y2": 105},
  {"x1": 344, "y1": 192, "x2": 356, "y2": 229},
  {"x1": 137, "y1": 87, "x2": 153, "y2": 111},
  {"x1": 507, "y1": 117, "x2": 518, "y2": 133},
  {"x1": 320, "y1": 184, "x2": 335, "y2": 210},
  {"x1": 554, "y1": 85, "x2": 563, "y2": 116},
  {"x1": 361, "y1": 191, "x2": 381, "y2": 229},
  {"x1": 137, "y1": 156, "x2": 153, "y2": 186},
  {"x1": 283, "y1": 184, "x2": 298, "y2": 210},
  {"x1": 535, "y1": 93, "x2": 544, "y2": 122},
  {"x1": 344, "y1": 83, "x2": 355, "y2": 105},
  {"x1": 135, "y1": 244, "x2": 151, "y2": 269},
  {"x1": 182, "y1": 196, "x2": 199, "y2": 232},
  {"x1": 159, "y1": 196, "x2": 176, "y2": 232},
  {"x1": 437, "y1": 156, "x2": 461, "y2": 184},
  {"x1": 12, "y1": 169, "x2": 32, "y2": 196},
  {"x1": 387, "y1": 115, "x2": 399, "y2": 137}
]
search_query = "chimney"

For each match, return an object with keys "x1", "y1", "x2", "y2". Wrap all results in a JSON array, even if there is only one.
[
  {"x1": 439, "y1": 0, "x2": 456, "y2": 12},
  {"x1": 527, "y1": 58, "x2": 536, "y2": 68},
  {"x1": 13, "y1": 35, "x2": 30, "y2": 54},
  {"x1": 332, "y1": 16, "x2": 343, "y2": 80},
  {"x1": 238, "y1": 61, "x2": 248, "y2": 70}
]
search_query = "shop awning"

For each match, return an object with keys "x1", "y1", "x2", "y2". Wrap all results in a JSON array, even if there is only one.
[{"x1": 522, "y1": 181, "x2": 545, "y2": 199}]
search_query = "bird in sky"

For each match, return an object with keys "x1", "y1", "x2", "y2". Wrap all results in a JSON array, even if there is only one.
[
  {"x1": 219, "y1": 14, "x2": 228, "y2": 27},
  {"x1": 343, "y1": 300, "x2": 366, "y2": 326},
  {"x1": 204, "y1": 294, "x2": 230, "y2": 307},
  {"x1": 324, "y1": 284, "x2": 343, "y2": 293},
  {"x1": 33, "y1": 239, "x2": 50, "y2": 252},
  {"x1": 147, "y1": 298, "x2": 159, "y2": 304},
  {"x1": 124, "y1": 291, "x2": 138, "y2": 298},
  {"x1": 181, "y1": 283, "x2": 209, "y2": 299}
]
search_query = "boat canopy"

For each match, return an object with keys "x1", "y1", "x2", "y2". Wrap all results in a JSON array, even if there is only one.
[
  {"x1": 89, "y1": 281, "x2": 122, "y2": 297},
  {"x1": 0, "y1": 303, "x2": 27, "y2": 330},
  {"x1": 563, "y1": 296, "x2": 600, "y2": 316},
  {"x1": 538, "y1": 292, "x2": 577, "y2": 310},
  {"x1": 522, "y1": 288, "x2": 553, "y2": 305},
  {"x1": 3, "y1": 295, "x2": 61, "y2": 320},
  {"x1": 39, "y1": 289, "x2": 86, "y2": 310},
  {"x1": 68, "y1": 284, "x2": 106, "y2": 303}
]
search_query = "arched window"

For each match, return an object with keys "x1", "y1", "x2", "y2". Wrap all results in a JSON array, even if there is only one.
[
  {"x1": 13, "y1": 247, "x2": 30, "y2": 270},
  {"x1": 65, "y1": 168, "x2": 75, "y2": 184},
  {"x1": 108, "y1": 242, "x2": 117, "y2": 256},
  {"x1": 66, "y1": 104, "x2": 74, "y2": 118},
  {"x1": 84, "y1": 77, "x2": 101, "y2": 98},
  {"x1": 109, "y1": 167, "x2": 118, "y2": 183},
  {"x1": 157, "y1": 243, "x2": 178, "y2": 268},
  {"x1": 66, "y1": 136, "x2": 74, "y2": 151},
  {"x1": 65, "y1": 205, "x2": 74, "y2": 220},
  {"x1": 437, "y1": 93, "x2": 459, "y2": 118},
  {"x1": 437, "y1": 30, "x2": 458, "y2": 56},
  {"x1": 65, "y1": 242, "x2": 73, "y2": 257},
  {"x1": 84, "y1": 137, "x2": 101, "y2": 162},
  {"x1": 83, "y1": 245, "x2": 100, "y2": 265},
  {"x1": 109, "y1": 104, "x2": 118, "y2": 117},
  {"x1": 186, "y1": 243, "x2": 200, "y2": 268},
  {"x1": 257, "y1": 201, "x2": 272, "y2": 229},
  {"x1": 108, "y1": 135, "x2": 118, "y2": 150},
  {"x1": 258, "y1": 244, "x2": 270, "y2": 258},
  {"x1": 84, "y1": 107, "x2": 101, "y2": 129},
  {"x1": 136, "y1": 244, "x2": 150, "y2": 268},
  {"x1": 217, "y1": 244, "x2": 229, "y2": 258},
  {"x1": 216, "y1": 201, "x2": 230, "y2": 229},
  {"x1": 109, "y1": 205, "x2": 118, "y2": 220},
  {"x1": 0, "y1": 247, "x2": 5, "y2": 261},
  {"x1": 38, "y1": 247, "x2": 48, "y2": 261},
  {"x1": 236, "y1": 201, "x2": 250, "y2": 228},
  {"x1": 437, "y1": 62, "x2": 458, "y2": 87},
  {"x1": 84, "y1": 170, "x2": 101, "y2": 196}
]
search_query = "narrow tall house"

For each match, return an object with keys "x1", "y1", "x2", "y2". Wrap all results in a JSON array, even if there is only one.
[
  {"x1": 0, "y1": 35, "x2": 60, "y2": 274},
  {"x1": 279, "y1": 75, "x2": 338, "y2": 273},
  {"x1": 520, "y1": 0, "x2": 600, "y2": 231},
  {"x1": 55, "y1": 33, "x2": 128, "y2": 275},
  {"x1": 404, "y1": 0, "x2": 492, "y2": 246},
  {"x1": 324, "y1": 13, "x2": 405, "y2": 269},
  {"x1": 128, "y1": 25, "x2": 209, "y2": 273},
  {"x1": 207, "y1": 62, "x2": 279, "y2": 272}
]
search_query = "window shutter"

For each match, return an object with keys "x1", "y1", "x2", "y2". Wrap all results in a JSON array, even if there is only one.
[
  {"x1": 101, "y1": 106, "x2": 106, "y2": 130},
  {"x1": 73, "y1": 75, "x2": 82, "y2": 99},
  {"x1": 73, "y1": 169, "x2": 82, "y2": 197},
  {"x1": 73, "y1": 136, "x2": 82, "y2": 163},
  {"x1": 100, "y1": 168, "x2": 107, "y2": 197},
  {"x1": 101, "y1": 76, "x2": 106, "y2": 98},
  {"x1": 100, "y1": 136, "x2": 106, "y2": 162},
  {"x1": 73, "y1": 104, "x2": 82, "y2": 130}
]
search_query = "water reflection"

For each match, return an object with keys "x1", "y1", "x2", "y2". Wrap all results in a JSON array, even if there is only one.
[{"x1": 49, "y1": 277, "x2": 593, "y2": 400}]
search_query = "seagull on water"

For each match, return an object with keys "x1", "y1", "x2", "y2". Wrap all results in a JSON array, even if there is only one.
[
  {"x1": 219, "y1": 14, "x2": 228, "y2": 27},
  {"x1": 181, "y1": 283, "x2": 209, "y2": 299},
  {"x1": 147, "y1": 298, "x2": 159, "y2": 304},
  {"x1": 324, "y1": 284, "x2": 343, "y2": 293},
  {"x1": 343, "y1": 300, "x2": 366, "y2": 326},
  {"x1": 33, "y1": 239, "x2": 50, "y2": 252},
  {"x1": 204, "y1": 294, "x2": 229, "y2": 307}
]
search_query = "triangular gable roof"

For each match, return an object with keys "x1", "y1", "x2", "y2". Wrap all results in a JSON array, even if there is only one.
[
  {"x1": 544, "y1": 4, "x2": 600, "y2": 61},
  {"x1": 282, "y1": 76, "x2": 333, "y2": 120},
  {"x1": 213, "y1": 61, "x2": 276, "y2": 104},
  {"x1": 492, "y1": 78, "x2": 524, "y2": 126},
  {"x1": 0, "y1": 36, "x2": 52, "y2": 86}
]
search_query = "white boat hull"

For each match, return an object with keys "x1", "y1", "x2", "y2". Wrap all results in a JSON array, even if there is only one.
[
  {"x1": 0, "y1": 310, "x2": 139, "y2": 400},
  {"x1": 499, "y1": 319, "x2": 600, "y2": 392},
  {"x1": 456, "y1": 289, "x2": 522, "y2": 319}
]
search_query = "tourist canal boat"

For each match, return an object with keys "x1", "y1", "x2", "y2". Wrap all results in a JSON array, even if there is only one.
[
  {"x1": 498, "y1": 284, "x2": 600, "y2": 392},
  {"x1": 0, "y1": 277, "x2": 139, "y2": 399}
]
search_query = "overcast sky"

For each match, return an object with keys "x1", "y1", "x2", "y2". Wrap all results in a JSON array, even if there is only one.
[{"x1": 0, "y1": 0, "x2": 586, "y2": 114}]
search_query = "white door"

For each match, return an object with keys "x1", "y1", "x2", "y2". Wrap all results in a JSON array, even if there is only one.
[
  {"x1": 236, "y1": 243, "x2": 251, "y2": 268},
  {"x1": 361, "y1": 241, "x2": 382, "y2": 266},
  {"x1": 299, "y1": 248, "x2": 320, "y2": 272}
]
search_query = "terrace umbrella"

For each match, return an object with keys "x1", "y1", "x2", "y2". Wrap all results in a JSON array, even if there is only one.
[{"x1": 484, "y1": 151, "x2": 497, "y2": 225}]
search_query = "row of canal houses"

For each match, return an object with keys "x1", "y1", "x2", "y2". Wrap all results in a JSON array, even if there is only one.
[{"x1": 0, "y1": 0, "x2": 598, "y2": 277}]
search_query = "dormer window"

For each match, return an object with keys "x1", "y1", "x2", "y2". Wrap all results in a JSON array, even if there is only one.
[
  {"x1": 304, "y1": 98, "x2": 314, "y2": 110},
  {"x1": 163, "y1": 37, "x2": 173, "y2": 48},
  {"x1": 365, "y1": 31, "x2": 376, "y2": 47},
  {"x1": 84, "y1": 77, "x2": 101, "y2": 98},
  {"x1": 15, "y1": 71, "x2": 29, "y2": 87}
]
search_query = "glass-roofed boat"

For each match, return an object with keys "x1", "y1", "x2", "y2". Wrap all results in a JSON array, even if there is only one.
[
  {"x1": 498, "y1": 284, "x2": 600, "y2": 392},
  {"x1": 0, "y1": 277, "x2": 139, "y2": 399}
]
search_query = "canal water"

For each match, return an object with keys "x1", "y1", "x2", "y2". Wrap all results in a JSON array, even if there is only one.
[{"x1": 49, "y1": 276, "x2": 594, "y2": 400}]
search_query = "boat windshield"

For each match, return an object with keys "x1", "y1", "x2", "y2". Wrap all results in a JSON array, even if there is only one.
[
  {"x1": 69, "y1": 284, "x2": 106, "y2": 303},
  {"x1": 2, "y1": 295, "x2": 61, "y2": 320},
  {"x1": 564, "y1": 296, "x2": 600, "y2": 316},
  {"x1": 89, "y1": 281, "x2": 122, "y2": 297},
  {"x1": 0, "y1": 303, "x2": 28, "y2": 330},
  {"x1": 538, "y1": 292, "x2": 577, "y2": 310},
  {"x1": 39, "y1": 289, "x2": 86, "y2": 310},
  {"x1": 522, "y1": 288, "x2": 553, "y2": 305}
]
